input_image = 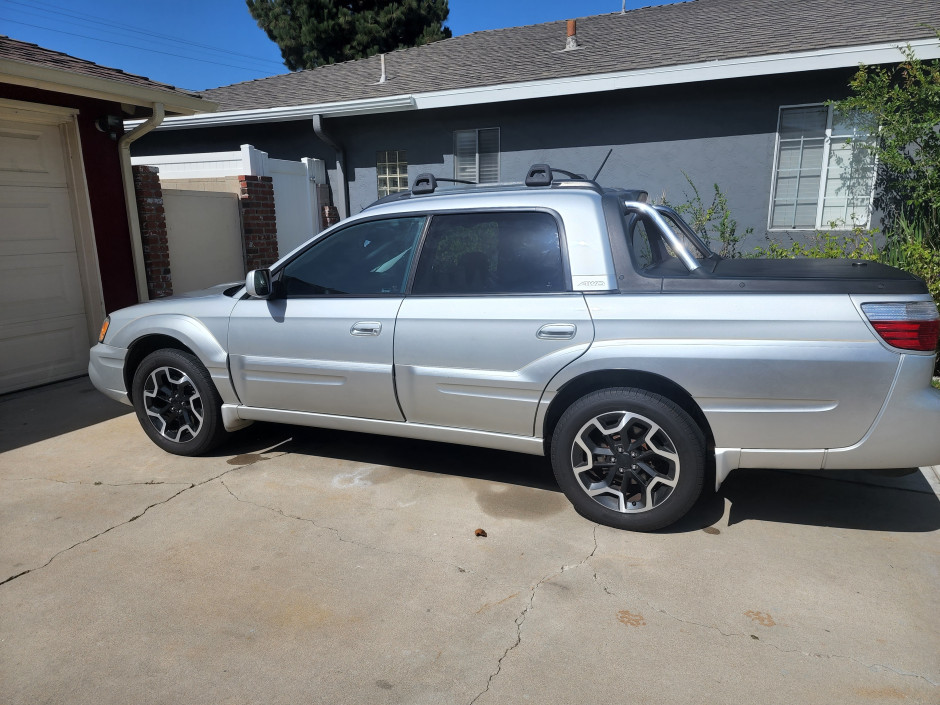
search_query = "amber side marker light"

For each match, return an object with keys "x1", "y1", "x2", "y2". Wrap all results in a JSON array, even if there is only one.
[
  {"x1": 98, "y1": 317, "x2": 110, "y2": 343},
  {"x1": 861, "y1": 302, "x2": 940, "y2": 352}
]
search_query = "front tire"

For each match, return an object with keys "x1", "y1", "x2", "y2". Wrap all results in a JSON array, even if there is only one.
[
  {"x1": 550, "y1": 388, "x2": 705, "y2": 532},
  {"x1": 131, "y1": 349, "x2": 227, "y2": 456}
]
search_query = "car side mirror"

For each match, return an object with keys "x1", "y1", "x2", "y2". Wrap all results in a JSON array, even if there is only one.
[{"x1": 246, "y1": 269, "x2": 273, "y2": 299}]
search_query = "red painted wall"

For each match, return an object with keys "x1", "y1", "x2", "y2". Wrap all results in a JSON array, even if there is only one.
[{"x1": 0, "y1": 84, "x2": 139, "y2": 312}]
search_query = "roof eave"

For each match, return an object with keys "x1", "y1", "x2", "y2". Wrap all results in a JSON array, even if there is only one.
[
  {"x1": 0, "y1": 57, "x2": 217, "y2": 115},
  {"x1": 127, "y1": 94, "x2": 417, "y2": 130},
  {"x1": 137, "y1": 37, "x2": 940, "y2": 129}
]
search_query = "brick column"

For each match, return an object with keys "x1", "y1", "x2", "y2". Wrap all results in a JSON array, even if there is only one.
[
  {"x1": 132, "y1": 165, "x2": 173, "y2": 299},
  {"x1": 238, "y1": 175, "x2": 278, "y2": 270}
]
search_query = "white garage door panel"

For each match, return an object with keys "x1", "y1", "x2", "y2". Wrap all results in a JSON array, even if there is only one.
[
  {"x1": 0, "y1": 186, "x2": 77, "y2": 256},
  {"x1": 0, "y1": 253, "x2": 85, "y2": 326},
  {"x1": 0, "y1": 316, "x2": 89, "y2": 395},
  {"x1": 0, "y1": 112, "x2": 93, "y2": 394},
  {"x1": 0, "y1": 120, "x2": 67, "y2": 186}
]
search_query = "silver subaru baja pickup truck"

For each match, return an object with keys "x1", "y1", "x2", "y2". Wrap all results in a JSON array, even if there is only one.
[{"x1": 89, "y1": 165, "x2": 940, "y2": 531}]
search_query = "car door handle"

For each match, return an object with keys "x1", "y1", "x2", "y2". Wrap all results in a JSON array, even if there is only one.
[
  {"x1": 537, "y1": 323, "x2": 577, "y2": 340},
  {"x1": 350, "y1": 321, "x2": 382, "y2": 336}
]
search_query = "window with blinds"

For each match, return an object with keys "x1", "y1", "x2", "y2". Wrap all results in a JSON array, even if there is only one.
[
  {"x1": 769, "y1": 105, "x2": 876, "y2": 230},
  {"x1": 454, "y1": 128, "x2": 500, "y2": 184}
]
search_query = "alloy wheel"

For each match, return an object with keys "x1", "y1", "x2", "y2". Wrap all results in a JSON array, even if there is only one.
[
  {"x1": 142, "y1": 366, "x2": 204, "y2": 443},
  {"x1": 569, "y1": 410, "x2": 680, "y2": 514}
]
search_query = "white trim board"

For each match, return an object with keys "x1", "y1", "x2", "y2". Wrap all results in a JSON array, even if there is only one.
[
  {"x1": 0, "y1": 58, "x2": 215, "y2": 115},
  {"x1": 132, "y1": 38, "x2": 940, "y2": 131}
]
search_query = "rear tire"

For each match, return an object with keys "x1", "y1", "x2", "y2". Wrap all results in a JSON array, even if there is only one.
[
  {"x1": 550, "y1": 387, "x2": 705, "y2": 532},
  {"x1": 131, "y1": 349, "x2": 227, "y2": 456}
]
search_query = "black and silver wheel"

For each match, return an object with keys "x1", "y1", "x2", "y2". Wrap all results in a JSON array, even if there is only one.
[
  {"x1": 550, "y1": 388, "x2": 705, "y2": 531},
  {"x1": 131, "y1": 349, "x2": 227, "y2": 456}
]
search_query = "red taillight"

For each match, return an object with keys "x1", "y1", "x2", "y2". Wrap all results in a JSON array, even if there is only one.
[{"x1": 861, "y1": 302, "x2": 940, "y2": 352}]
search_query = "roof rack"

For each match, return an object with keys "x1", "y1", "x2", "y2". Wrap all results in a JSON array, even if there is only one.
[
  {"x1": 411, "y1": 173, "x2": 475, "y2": 195},
  {"x1": 524, "y1": 163, "x2": 595, "y2": 186}
]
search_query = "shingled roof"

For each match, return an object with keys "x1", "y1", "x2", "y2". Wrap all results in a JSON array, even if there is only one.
[
  {"x1": 204, "y1": 0, "x2": 940, "y2": 112},
  {"x1": 0, "y1": 34, "x2": 200, "y2": 98}
]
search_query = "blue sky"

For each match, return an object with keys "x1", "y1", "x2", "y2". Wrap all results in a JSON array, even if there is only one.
[{"x1": 0, "y1": 0, "x2": 673, "y2": 91}]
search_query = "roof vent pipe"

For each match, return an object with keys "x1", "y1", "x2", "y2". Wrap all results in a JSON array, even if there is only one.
[
  {"x1": 378, "y1": 53, "x2": 387, "y2": 84},
  {"x1": 565, "y1": 19, "x2": 580, "y2": 50}
]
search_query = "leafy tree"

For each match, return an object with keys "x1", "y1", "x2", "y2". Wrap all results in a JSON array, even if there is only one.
[
  {"x1": 832, "y1": 35, "x2": 940, "y2": 235},
  {"x1": 246, "y1": 0, "x2": 451, "y2": 70}
]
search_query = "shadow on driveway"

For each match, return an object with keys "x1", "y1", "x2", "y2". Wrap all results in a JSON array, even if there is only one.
[
  {"x1": 224, "y1": 422, "x2": 940, "y2": 535},
  {"x1": 4, "y1": 378, "x2": 937, "y2": 535},
  {"x1": 0, "y1": 376, "x2": 131, "y2": 454},
  {"x1": 720, "y1": 467, "x2": 940, "y2": 533}
]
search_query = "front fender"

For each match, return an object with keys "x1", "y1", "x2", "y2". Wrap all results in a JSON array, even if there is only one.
[{"x1": 110, "y1": 313, "x2": 238, "y2": 405}]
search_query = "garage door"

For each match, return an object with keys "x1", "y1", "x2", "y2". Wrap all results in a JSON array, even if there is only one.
[{"x1": 0, "y1": 115, "x2": 91, "y2": 394}]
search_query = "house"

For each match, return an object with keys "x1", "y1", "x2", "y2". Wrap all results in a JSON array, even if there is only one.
[
  {"x1": 0, "y1": 36, "x2": 215, "y2": 394},
  {"x1": 133, "y1": 0, "x2": 940, "y2": 244}
]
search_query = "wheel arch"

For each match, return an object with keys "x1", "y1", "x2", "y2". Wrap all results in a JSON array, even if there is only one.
[
  {"x1": 123, "y1": 334, "x2": 197, "y2": 400},
  {"x1": 541, "y1": 369, "x2": 715, "y2": 458}
]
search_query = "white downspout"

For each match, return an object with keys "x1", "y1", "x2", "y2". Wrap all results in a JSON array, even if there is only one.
[{"x1": 118, "y1": 102, "x2": 164, "y2": 302}]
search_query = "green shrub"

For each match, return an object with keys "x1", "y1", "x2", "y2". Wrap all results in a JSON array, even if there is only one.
[
  {"x1": 660, "y1": 172, "x2": 752, "y2": 258},
  {"x1": 751, "y1": 226, "x2": 881, "y2": 260}
]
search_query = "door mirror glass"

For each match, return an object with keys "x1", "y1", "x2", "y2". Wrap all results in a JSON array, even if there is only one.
[{"x1": 246, "y1": 269, "x2": 272, "y2": 298}]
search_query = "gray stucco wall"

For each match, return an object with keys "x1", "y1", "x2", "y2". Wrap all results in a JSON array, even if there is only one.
[{"x1": 134, "y1": 69, "x2": 860, "y2": 251}]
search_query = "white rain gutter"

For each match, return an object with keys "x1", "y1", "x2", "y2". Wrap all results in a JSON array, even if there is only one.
[
  {"x1": 127, "y1": 95, "x2": 417, "y2": 131},
  {"x1": 118, "y1": 102, "x2": 164, "y2": 302},
  {"x1": 126, "y1": 38, "x2": 940, "y2": 132}
]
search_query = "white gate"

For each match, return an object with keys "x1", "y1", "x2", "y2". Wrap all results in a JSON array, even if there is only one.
[{"x1": 132, "y1": 145, "x2": 326, "y2": 257}]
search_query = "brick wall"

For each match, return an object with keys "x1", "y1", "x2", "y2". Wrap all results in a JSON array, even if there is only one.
[
  {"x1": 132, "y1": 165, "x2": 173, "y2": 299},
  {"x1": 238, "y1": 175, "x2": 278, "y2": 270}
]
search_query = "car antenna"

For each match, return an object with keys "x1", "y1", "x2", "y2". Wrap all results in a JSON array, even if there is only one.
[{"x1": 592, "y1": 148, "x2": 613, "y2": 182}]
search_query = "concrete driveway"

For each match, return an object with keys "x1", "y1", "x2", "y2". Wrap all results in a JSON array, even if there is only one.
[{"x1": 1, "y1": 377, "x2": 938, "y2": 704}]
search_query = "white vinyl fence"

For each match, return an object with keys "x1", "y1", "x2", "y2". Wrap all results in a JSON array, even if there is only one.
[{"x1": 132, "y1": 145, "x2": 326, "y2": 257}]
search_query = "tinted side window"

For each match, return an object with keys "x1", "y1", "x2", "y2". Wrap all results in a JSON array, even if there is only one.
[
  {"x1": 281, "y1": 217, "x2": 426, "y2": 296},
  {"x1": 412, "y1": 212, "x2": 565, "y2": 295}
]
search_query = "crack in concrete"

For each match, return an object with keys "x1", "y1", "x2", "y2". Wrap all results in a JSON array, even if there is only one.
[
  {"x1": 219, "y1": 479, "x2": 473, "y2": 576},
  {"x1": 3, "y1": 477, "x2": 192, "y2": 487},
  {"x1": 648, "y1": 603, "x2": 939, "y2": 686},
  {"x1": 0, "y1": 440, "x2": 291, "y2": 588},
  {"x1": 468, "y1": 525, "x2": 599, "y2": 705}
]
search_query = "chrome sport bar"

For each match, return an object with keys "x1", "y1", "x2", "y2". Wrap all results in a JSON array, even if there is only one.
[{"x1": 622, "y1": 201, "x2": 702, "y2": 272}]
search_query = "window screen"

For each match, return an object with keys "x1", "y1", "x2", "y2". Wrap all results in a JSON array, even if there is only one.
[{"x1": 412, "y1": 212, "x2": 565, "y2": 295}]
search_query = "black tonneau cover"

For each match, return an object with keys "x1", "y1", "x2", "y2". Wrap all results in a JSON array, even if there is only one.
[{"x1": 660, "y1": 257, "x2": 928, "y2": 295}]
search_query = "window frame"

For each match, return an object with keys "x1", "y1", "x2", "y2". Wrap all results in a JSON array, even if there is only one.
[
  {"x1": 453, "y1": 127, "x2": 500, "y2": 184},
  {"x1": 376, "y1": 149, "x2": 409, "y2": 198},
  {"x1": 767, "y1": 103, "x2": 877, "y2": 232}
]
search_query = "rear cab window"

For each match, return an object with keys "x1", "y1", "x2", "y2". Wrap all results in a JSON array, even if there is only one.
[{"x1": 412, "y1": 211, "x2": 567, "y2": 295}]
